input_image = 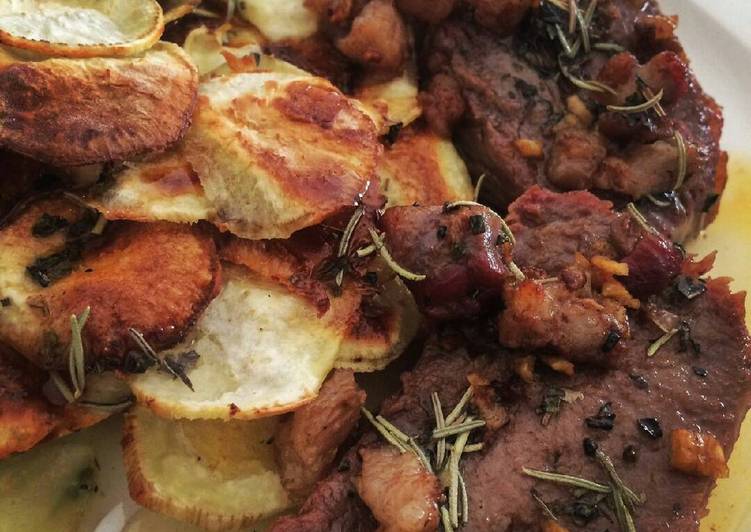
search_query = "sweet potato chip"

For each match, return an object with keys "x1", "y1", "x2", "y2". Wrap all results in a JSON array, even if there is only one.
[
  {"x1": 0, "y1": 42, "x2": 197, "y2": 166},
  {"x1": 123, "y1": 405, "x2": 291, "y2": 531},
  {"x1": 0, "y1": 198, "x2": 221, "y2": 370}
]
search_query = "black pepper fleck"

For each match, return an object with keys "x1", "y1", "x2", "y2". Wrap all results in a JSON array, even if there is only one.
[
  {"x1": 602, "y1": 330, "x2": 621, "y2": 352},
  {"x1": 585, "y1": 402, "x2": 616, "y2": 431},
  {"x1": 622, "y1": 444, "x2": 639, "y2": 463},
  {"x1": 0, "y1": 297, "x2": 11, "y2": 307},
  {"x1": 637, "y1": 417, "x2": 663, "y2": 439},
  {"x1": 629, "y1": 373, "x2": 649, "y2": 390},
  {"x1": 384, "y1": 122, "x2": 403, "y2": 145},
  {"x1": 469, "y1": 215, "x2": 486, "y2": 235},
  {"x1": 364, "y1": 271, "x2": 378, "y2": 285},
  {"x1": 436, "y1": 225, "x2": 448, "y2": 239},
  {"x1": 692, "y1": 366, "x2": 708, "y2": 378},
  {"x1": 583, "y1": 437, "x2": 599, "y2": 457}
]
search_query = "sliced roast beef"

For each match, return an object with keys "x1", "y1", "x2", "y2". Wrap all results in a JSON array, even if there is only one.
[
  {"x1": 419, "y1": 1, "x2": 726, "y2": 241},
  {"x1": 508, "y1": 186, "x2": 683, "y2": 298},
  {"x1": 282, "y1": 275, "x2": 749, "y2": 531}
]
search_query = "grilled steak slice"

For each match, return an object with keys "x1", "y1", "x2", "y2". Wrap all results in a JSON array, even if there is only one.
[
  {"x1": 278, "y1": 274, "x2": 750, "y2": 531},
  {"x1": 508, "y1": 186, "x2": 683, "y2": 298},
  {"x1": 419, "y1": 1, "x2": 726, "y2": 241}
]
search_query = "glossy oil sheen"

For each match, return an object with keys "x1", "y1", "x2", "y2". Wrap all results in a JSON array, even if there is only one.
[{"x1": 690, "y1": 156, "x2": 751, "y2": 532}]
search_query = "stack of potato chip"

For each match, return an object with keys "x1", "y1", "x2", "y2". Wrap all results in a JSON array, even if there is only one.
[{"x1": 0, "y1": 1, "x2": 473, "y2": 529}]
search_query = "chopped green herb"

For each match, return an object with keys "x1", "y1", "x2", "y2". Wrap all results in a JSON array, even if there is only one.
[
  {"x1": 646, "y1": 328, "x2": 678, "y2": 357},
  {"x1": 31, "y1": 213, "x2": 69, "y2": 237}
]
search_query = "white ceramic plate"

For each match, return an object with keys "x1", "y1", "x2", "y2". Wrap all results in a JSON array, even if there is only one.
[{"x1": 79, "y1": 2, "x2": 751, "y2": 530}]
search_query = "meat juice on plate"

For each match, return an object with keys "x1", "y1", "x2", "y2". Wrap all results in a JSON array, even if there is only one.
[{"x1": 697, "y1": 155, "x2": 751, "y2": 532}]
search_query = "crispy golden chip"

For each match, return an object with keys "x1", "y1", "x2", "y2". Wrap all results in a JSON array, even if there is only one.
[
  {"x1": 356, "y1": 68, "x2": 422, "y2": 134},
  {"x1": 0, "y1": 198, "x2": 221, "y2": 370},
  {"x1": 85, "y1": 151, "x2": 215, "y2": 224},
  {"x1": 377, "y1": 126, "x2": 474, "y2": 207},
  {"x1": 0, "y1": 42, "x2": 197, "y2": 166},
  {"x1": 0, "y1": 346, "x2": 109, "y2": 459},
  {"x1": 238, "y1": 0, "x2": 318, "y2": 41},
  {"x1": 0, "y1": 0, "x2": 164, "y2": 58},
  {"x1": 334, "y1": 277, "x2": 420, "y2": 372},
  {"x1": 161, "y1": 0, "x2": 200, "y2": 24},
  {"x1": 123, "y1": 405, "x2": 292, "y2": 531},
  {"x1": 129, "y1": 265, "x2": 354, "y2": 421},
  {"x1": 184, "y1": 71, "x2": 380, "y2": 239}
]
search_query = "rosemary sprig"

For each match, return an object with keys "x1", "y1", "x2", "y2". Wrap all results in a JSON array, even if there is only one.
[
  {"x1": 607, "y1": 88, "x2": 664, "y2": 114},
  {"x1": 595, "y1": 449, "x2": 644, "y2": 507},
  {"x1": 458, "y1": 471, "x2": 469, "y2": 524},
  {"x1": 368, "y1": 228, "x2": 427, "y2": 282},
  {"x1": 335, "y1": 206, "x2": 365, "y2": 286},
  {"x1": 521, "y1": 467, "x2": 612, "y2": 493},
  {"x1": 361, "y1": 407, "x2": 408, "y2": 453},
  {"x1": 556, "y1": 24, "x2": 575, "y2": 57},
  {"x1": 376, "y1": 414, "x2": 410, "y2": 442},
  {"x1": 445, "y1": 387, "x2": 474, "y2": 426},
  {"x1": 647, "y1": 328, "x2": 678, "y2": 357}
]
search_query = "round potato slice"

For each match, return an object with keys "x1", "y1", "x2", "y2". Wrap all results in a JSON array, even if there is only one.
[
  {"x1": 0, "y1": 0, "x2": 164, "y2": 58},
  {"x1": 123, "y1": 405, "x2": 291, "y2": 531},
  {"x1": 0, "y1": 41, "x2": 197, "y2": 166},
  {"x1": 0, "y1": 198, "x2": 221, "y2": 370},
  {"x1": 334, "y1": 277, "x2": 421, "y2": 372},
  {"x1": 129, "y1": 265, "x2": 352, "y2": 420},
  {"x1": 184, "y1": 71, "x2": 380, "y2": 239}
]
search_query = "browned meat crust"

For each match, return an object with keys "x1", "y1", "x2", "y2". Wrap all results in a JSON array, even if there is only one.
[
  {"x1": 275, "y1": 370, "x2": 366, "y2": 500},
  {"x1": 380, "y1": 203, "x2": 513, "y2": 320},
  {"x1": 355, "y1": 446, "x2": 441, "y2": 531},
  {"x1": 0, "y1": 43, "x2": 198, "y2": 167}
]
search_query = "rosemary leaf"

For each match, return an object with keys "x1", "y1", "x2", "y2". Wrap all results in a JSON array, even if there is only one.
[
  {"x1": 432, "y1": 419, "x2": 486, "y2": 440},
  {"x1": 473, "y1": 173, "x2": 487, "y2": 202},
  {"x1": 596, "y1": 450, "x2": 645, "y2": 507},
  {"x1": 626, "y1": 203, "x2": 659, "y2": 235},
  {"x1": 431, "y1": 392, "x2": 448, "y2": 470},
  {"x1": 356, "y1": 244, "x2": 376, "y2": 257},
  {"x1": 607, "y1": 88, "x2": 664, "y2": 114},
  {"x1": 440, "y1": 505, "x2": 454, "y2": 532},
  {"x1": 576, "y1": 7, "x2": 590, "y2": 52},
  {"x1": 508, "y1": 261, "x2": 526, "y2": 282},
  {"x1": 449, "y1": 428, "x2": 471, "y2": 527},
  {"x1": 646, "y1": 194, "x2": 672, "y2": 207},
  {"x1": 559, "y1": 61, "x2": 617, "y2": 95},
  {"x1": 376, "y1": 414, "x2": 411, "y2": 442},
  {"x1": 368, "y1": 228, "x2": 427, "y2": 282},
  {"x1": 556, "y1": 24, "x2": 575, "y2": 57},
  {"x1": 336, "y1": 206, "x2": 365, "y2": 286},
  {"x1": 445, "y1": 387, "x2": 474, "y2": 426},
  {"x1": 593, "y1": 42, "x2": 626, "y2": 52},
  {"x1": 409, "y1": 437, "x2": 434, "y2": 474},
  {"x1": 673, "y1": 131, "x2": 688, "y2": 191},
  {"x1": 647, "y1": 328, "x2": 678, "y2": 357},
  {"x1": 361, "y1": 408, "x2": 408, "y2": 453},
  {"x1": 458, "y1": 470, "x2": 469, "y2": 524},
  {"x1": 50, "y1": 370, "x2": 76, "y2": 403},
  {"x1": 613, "y1": 486, "x2": 637, "y2": 532},
  {"x1": 78, "y1": 399, "x2": 133, "y2": 412},
  {"x1": 522, "y1": 467, "x2": 612, "y2": 493}
]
